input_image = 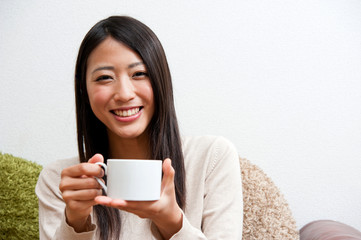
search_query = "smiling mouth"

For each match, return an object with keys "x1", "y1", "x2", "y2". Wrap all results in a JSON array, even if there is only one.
[{"x1": 112, "y1": 107, "x2": 143, "y2": 117}]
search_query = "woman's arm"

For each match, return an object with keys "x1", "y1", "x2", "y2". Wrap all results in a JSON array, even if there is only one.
[
  {"x1": 35, "y1": 155, "x2": 104, "y2": 239},
  {"x1": 171, "y1": 137, "x2": 243, "y2": 239},
  {"x1": 60, "y1": 154, "x2": 104, "y2": 232}
]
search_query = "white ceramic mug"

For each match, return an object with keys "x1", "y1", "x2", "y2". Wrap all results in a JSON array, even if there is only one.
[{"x1": 95, "y1": 159, "x2": 162, "y2": 201}]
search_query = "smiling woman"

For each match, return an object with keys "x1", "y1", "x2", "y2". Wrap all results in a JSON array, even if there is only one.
[
  {"x1": 35, "y1": 16, "x2": 243, "y2": 240},
  {"x1": 86, "y1": 37, "x2": 155, "y2": 141}
]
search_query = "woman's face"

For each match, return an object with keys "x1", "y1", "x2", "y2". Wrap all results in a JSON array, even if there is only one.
[{"x1": 86, "y1": 37, "x2": 154, "y2": 141}]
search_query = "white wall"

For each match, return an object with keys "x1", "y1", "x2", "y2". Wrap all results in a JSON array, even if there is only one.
[{"x1": 1, "y1": 0, "x2": 360, "y2": 231}]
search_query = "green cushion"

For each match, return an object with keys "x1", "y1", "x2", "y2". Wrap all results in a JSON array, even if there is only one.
[{"x1": 0, "y1": 153, "x2": 42, "y2": 240}]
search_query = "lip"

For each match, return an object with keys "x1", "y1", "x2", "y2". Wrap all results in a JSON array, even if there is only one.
[
  {"x1": 111, "y1": 106, "x2": 143, "y2": 122},
  {"x1": 113, "y1": 106, "x2": 141, "y2": 111}
]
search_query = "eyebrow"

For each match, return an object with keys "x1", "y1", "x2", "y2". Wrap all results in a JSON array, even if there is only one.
[
  {"x1": 128, "y1": 62, "x2": 145, "y2": 69},
  {"x1": 92, "y1": 66, "x2": 114, "y2": 74},
  {"x1": 91, "y1": 62, "x2": 145, "y2": 74}
]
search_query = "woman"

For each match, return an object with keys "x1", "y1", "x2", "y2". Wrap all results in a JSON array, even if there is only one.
[{"x1": 36, "y1": 16, "x2": 243, "y2": 240}]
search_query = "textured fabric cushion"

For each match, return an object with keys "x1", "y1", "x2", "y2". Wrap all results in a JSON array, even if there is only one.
[
  {"x1": 0, "y1": 153, "x2": 42, "y2": 240},
  {"x1": 240, "y1": 158, "x2": 299, "y2": 239}
]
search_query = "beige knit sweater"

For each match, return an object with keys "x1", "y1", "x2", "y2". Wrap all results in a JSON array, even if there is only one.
[{"x1": 36, "y1": 136, "x2": 243, "y2": 239}]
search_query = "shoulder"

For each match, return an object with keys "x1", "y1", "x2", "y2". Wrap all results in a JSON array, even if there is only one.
[
  {"x1": 181, "y1": 135, "x2": 235, "y2": 149},
  {"x1": 182, "y1": 135, "x2": 239, "y2": 175},
  {"x1": 182, "y1": 135, "x2": 238, "y2": 158}
]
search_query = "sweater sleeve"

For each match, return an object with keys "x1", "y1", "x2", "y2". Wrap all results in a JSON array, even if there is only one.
[
  {"x1": 35, "y1": 160, "x2": 97, "y2": 240},
  {"x1": 170, "y1": 137, "x2": 243, "y2": 240}
]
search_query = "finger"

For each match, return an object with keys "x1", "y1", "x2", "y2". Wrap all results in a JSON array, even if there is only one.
[
  {"x1": 60, "y1": 176, "x2": 103, "y2": 192},
  {"x1": 112, "y1": 200, "x2": 161, "y2": 219},
  {"x1": 98, "y1": 197, "x2": 128, "y2": 209},
  {"x1": 88, "y1": 154, "x2": 105, "y2": 177},
  {"x1": 94, "y1": 196, "x2": 113, "y2": 206},
  {"x1": 88, "y1": 153, "x2": 104, "y2": 164},
  {"x1": 95, "y1": 197, "x2": 131, "y2": 210},
  {"x1": 96, "y1": 198, "x2": 145, "y2": 217},
  {"x1": 62, "y1": 189, "x2": 103, "y2": 202},
  {"x1": 61, "y1": 163, "x2": 104, "y2": 178},
  {"x1": 95, "y1": 197, "x2": 148, "y2": 210},
  {"x1": 117, "y1": 199, "x2": 158, "y2": 209}
]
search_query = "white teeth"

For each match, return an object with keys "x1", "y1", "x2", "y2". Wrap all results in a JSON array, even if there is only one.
[{"x1": 114, "y1": 107, "x2": 140, "y2": 117}]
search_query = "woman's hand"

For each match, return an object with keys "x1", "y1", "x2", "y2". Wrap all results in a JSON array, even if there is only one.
[
  {"x1": 95, "y1": 158, "x2": 183, "y2": 240},
  {"x1": 59, "y1": 154, "x2": 105, "y2": 232}
]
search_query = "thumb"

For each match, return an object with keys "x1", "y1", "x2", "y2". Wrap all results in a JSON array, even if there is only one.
[
  {"x1": 88, "y1": 153, "x2": 104, "y2": 164},
  {"x1": 161, "y1": 158, "x2": 175, "y2": 191},
  {"x1": 88, "y1": 153, "x2": 105, "y2": 180}
]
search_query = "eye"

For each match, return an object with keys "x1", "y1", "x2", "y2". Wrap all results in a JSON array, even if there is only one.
[
  {"x1": 95, "y1": 75, "x2": 112, "y2": 81},
  {"x1": 132, "y1": 71, "x2": 148, "y2": 79}
]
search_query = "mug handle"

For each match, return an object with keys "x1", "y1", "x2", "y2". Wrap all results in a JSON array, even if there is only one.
[{"x1": 95, "y1": 162, "x2": 107, "y2": 194}]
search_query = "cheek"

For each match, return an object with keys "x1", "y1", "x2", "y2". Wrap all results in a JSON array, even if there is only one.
[
  {"x1": 142, "y1": 83, "x2": 154, "y2": 108},
  {"x1": 87, "y1": 87, "x2": 110, "y2": 111}
]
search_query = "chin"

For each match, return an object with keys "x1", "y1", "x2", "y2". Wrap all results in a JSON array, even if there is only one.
[{"x1": 115, "y1": 130, "x2": 147, "y2": 140}]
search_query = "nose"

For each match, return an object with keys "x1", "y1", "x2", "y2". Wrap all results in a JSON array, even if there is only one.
[{"x1": 113, "y1": 76, "x2": 136, "y2": 102}]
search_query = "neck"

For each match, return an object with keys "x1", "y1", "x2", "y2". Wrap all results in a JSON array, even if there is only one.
[{"x1": 107, "y1": 131, "x2": 151, "y2": 160}]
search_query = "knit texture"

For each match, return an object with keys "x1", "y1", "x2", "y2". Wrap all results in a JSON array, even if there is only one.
[
  {"x1": 0, "y1": 153, "x2": 42, "y2": 240},
  {"x1": 240, "y1": 158, "x2": 299, "y2": 240}
]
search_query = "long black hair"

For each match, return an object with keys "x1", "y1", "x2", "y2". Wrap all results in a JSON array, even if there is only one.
[{"x1": 74, "y1": 16, "x2": 185, "y2": 240}]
